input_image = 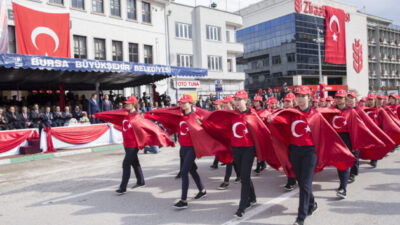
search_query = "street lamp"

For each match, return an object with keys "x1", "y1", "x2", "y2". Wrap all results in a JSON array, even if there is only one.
[{"x1": 313, "y1": 28, "x2": 324, "y2": 95}]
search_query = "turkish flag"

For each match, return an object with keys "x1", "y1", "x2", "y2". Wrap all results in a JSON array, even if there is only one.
[
  {"x1": 12, "y1": 2, "x2": 71, "y2": 57},
  {"x1": 325, "y1": 6, "x2": 346, "y2": 64}
]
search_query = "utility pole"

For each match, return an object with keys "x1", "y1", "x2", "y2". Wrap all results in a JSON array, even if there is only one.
[{"x1": 313, "y1": 28, "x2": 324, "y2": 96}]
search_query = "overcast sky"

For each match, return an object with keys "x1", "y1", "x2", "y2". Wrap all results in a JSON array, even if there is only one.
[{"x1": 173, "y1": 0, "x2": 400, "y2": 25}]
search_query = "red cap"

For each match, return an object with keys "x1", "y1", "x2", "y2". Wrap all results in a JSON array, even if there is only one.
[
  {"x1": 320, "y1": 98, "x2": 326, "y2": 102},
  {"x1": 360, "y1": 97, "x2": 367, "y2": 102},
  {"x1": 313, "y1": 99, "x2": 319, "y2": 103},
  {"x1": 234, "y1": 90, "x2": 248, "y2": 99},
  {"x1": 389, "y1": 94, "x2": 398, "y2": 99},
  {"x1": 335, "y1": 90, "x2": 347, "y2": 98},
  {"x1": 377, "y1": 94, "x2": 385, "y2": 99},
  {"x1": 179, "y1": 94, "x2": 194, "y2": 103},
  {"x1": 367, "y1": 93, "x2": 376, "y2": 99},
  {"x1": 254, "y1": 95, "x2": 263, "y2": 102},
  {"x1": 284, "y1": 93, "x2": 295, "y2": 101},
  {"x1": 385, "y1": 96, "x2": 389, "y2": 100},
  {"x1": 295, "y1": 86, "x2": 310, "y2": 95},
  {"x1": 327, "y1": 96, "x2": 334, "y2": 101},
  {"x1": 213, "y1": 99, "x2": 223, "y2": 105},
  {"x1": 223, "y1": 95, "x2": 233, "y2": 103},
  {"x1": 268, "y1": 97, "x2": 278, "y2": 104},
  {"x1": 348, "y1": 92, "x2": 357, "y2": 98},
  {"x1": 124, "y1": 96, "x2": 138, "y2": 104}
]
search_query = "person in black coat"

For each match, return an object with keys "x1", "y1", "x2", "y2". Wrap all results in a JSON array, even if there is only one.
[
  {"x1": 0, "y1": 107, "x2": 8, "y2": 130},
  {"x1": 41, "y1": 106, "x2": 53, "y2": 127},
  {"x1": 102, "y1": 94, "x2": 113, "y2": 112},
  {"x1": 30, "y1": 104, "x2": 42, "y2": 128},
  {"x1": 6, "y1": 106, "x2": 21, "y2": 129},
  {"x1": 62, "y1": 106, "x2": 73, "y2": 126},
  {"x1": 53, "y1": 106, "x2": 63, "y2": 127},
  {"x1": 72, "y1": 105, "x2": 83, "y2": 121},
  {"x1": 19, "y1": 106, "x2": 32, "y2": 128},
  {"x1": 88, "y1": 93, "x2": 100, "y2": 124}
]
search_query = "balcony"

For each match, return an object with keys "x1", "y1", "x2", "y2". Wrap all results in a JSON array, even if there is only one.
[{"x1": 226, "y1": 42, "x2": 244, "y2": 55}]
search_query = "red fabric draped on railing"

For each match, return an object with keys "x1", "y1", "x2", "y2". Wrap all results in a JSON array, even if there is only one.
[
  {"x1": 44, "y1": 125, "x2": 109, "y2": 152},
  {"x1": 0, "y1": 130, "x2": 38, "y2": 153}
]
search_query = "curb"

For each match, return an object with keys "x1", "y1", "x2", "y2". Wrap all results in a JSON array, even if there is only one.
[{"x1": 0, "y1": 144, "x2": 123, "y2": 166}]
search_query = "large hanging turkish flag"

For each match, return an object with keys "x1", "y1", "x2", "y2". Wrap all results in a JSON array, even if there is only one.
[
  {"x1": 324, "y1": 6, "x2": 346, "y2": 64},
  {"x1": 12, "y1": 2, "x2": 70, "y2": 57}
]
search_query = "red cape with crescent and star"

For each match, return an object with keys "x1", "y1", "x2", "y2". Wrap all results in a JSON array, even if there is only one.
[
  {"x1": 201, "y1": 109, "x2": 280, "y2": 170},
  {"x1": 269, "y1": 108, "x2": 356, "y2": 178},
  {"x1": 354, "y1": 107, "x2": 396, "y2": 160},
  {"x1": 319, "y1": 107, "x2": 386, "y2": 159},
  {"x1": 94, "y1": 109, "x2": 175, "y2": 149},
  {"x1": 364, "y1": 107, "x2": 400, "y2": 145},
  {"x1": 144, "y1": 107, "x2": 232, "y2": 163}
]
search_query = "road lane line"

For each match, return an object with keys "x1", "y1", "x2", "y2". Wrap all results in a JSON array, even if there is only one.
[{"x1": 221, "y1": 189, "x2": 299, "y2": 225}]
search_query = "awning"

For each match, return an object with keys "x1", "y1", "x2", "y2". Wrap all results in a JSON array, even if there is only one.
[{"x1": 0, "y1": 53, "x2": 207, "y2": 90}]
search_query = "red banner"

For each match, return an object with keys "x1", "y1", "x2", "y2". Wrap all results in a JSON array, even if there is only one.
[
  {"x1": 0, "y1": 130, "x2": 38, "y2": 153},
  {"x1": 325, "y1": 6, "x2": 346, "y2": 64},
  {"x1": 44, "y1": 125, "x2": 109, "y2": 152},
  {"x1": 12, "y1": 2, "x2": 71, "y2": 57}
]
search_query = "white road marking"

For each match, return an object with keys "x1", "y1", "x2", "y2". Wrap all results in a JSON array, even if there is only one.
[
  {"x1": 42, "y1": 170, "x2": 179, "y2": 205},
  {"x1": 221, "y1": 189, "x2": 299, "y2": 225}
]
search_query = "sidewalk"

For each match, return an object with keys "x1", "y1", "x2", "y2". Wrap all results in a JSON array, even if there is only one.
[{"x1": 0, "y1": 144, "x2": 124, "y2": 166}]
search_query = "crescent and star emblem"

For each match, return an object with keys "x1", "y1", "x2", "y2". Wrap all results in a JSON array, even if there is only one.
[
  {"x1": 179, "y1": 121, "x2": 189, "y2": 136},
  {"x1": 31, "y1": 26, "x2": 60, "y2": 56},
  {"x1": 232, "y1": 122, "x2": 248, "y2": 138},
  {"x1": 366, "y1": 111, "x2": 378, "y2": 118},
  {"x1": 291, "y1": 120, "x2": 311, "y2": 138},
  {"x1": 329, "y1": 15, "x2": 340, "y2": 41},
  {"x1": 122, "y1": 120, "x2": 132, "y2": 132},
  {"x1": 332, "y1": 116, "x2": 347, "y2": 129}
]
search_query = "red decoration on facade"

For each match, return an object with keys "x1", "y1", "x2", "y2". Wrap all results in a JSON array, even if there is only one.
[
  {"x1": 353, "y1": 39, "x2": 363, "y2": 73},
  {"x1": 295, "y1": 0, "x2": 303, "y2": 13}
]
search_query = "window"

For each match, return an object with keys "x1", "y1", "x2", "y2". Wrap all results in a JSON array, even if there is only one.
[
  {"x1": 92, "y1": 0, "x2": 104, "y2": 13},
  {"x1": 206, "y1": 25, "x2": 221, "y2": 41},
  {"x1": 73, "y1": 35, "x2": 87, "y2": 59},
  {"x1": 262, "y1": 57, "x2": 269, "y2": 66},
  {"x1": 227, "y1": 59, "x2": 233, "y2": 72},
  {"x1": 208, "y1": 56, "x2": 222, "y2": 71},
  {"x1": 142, "y1": 2, "x2": 151, "y2": 23},
  {"x1": 129, "y1": 43, "x2": 139, "y2": 63},
  {"x1": 287, "y1": 53, "x2": 296, "y2": 62},
  {"x1": 49, "y1": 0, "x2": 63, "y2": 5},
  {"x1": 71, "y1": 0, "x2": 84, "y2": 9},
  {"x1": 112, "y1": 41, "x2": 123, "y2": 61},
  {"x1": 144, "y1": 45, "x2": 153, "y2": 64},
  {"x1": 175, "y1": 23, "x2": 192, "y2": 39},
  {"x1": 8, "y1": 26, "x2": 16, "y2": 54},
  {"x1": 226, "y1": 31, "x2": 230, "y2": 42},
  {"x1": 94, "y1": 38, "x2": 106, "y2": 60},
  {"x1": 127, "y1": 0, "x2": 137, "y2": 20},
  {"x1": 177, "y1": 54, "x2": 193, "y2": 67},
  {"x1": 272, "y1": 55, "x2": 281, "y2": 65},
  {"x1": 110, "y1": 0, "x2": 121, "y2": 17}
]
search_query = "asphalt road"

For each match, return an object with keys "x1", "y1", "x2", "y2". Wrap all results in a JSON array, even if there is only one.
[{"x1": 1, "y1": 145, "x2": 400, "y2": 225}]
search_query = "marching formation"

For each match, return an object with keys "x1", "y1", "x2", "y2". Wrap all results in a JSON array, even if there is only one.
[{"x1": 93, "y1": 87, "x2": 400, "y2": 225}]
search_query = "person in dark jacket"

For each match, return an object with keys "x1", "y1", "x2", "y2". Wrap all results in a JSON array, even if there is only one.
[
  {"x1": 102, "y1": 94, "x2": 113, "y2": 112},
  {"x1": 19, "y1": 106, "x2": 32, "y2": 128},
  {"x1": 30, "y1": 104, "x2": 42, "y2": 128},
  {"x1": 62, "y1": 106, "x2": 73, "y2": 126},
  {"x1": 88, "y1": 93, "x2": 101, "y2": 124},
  {"x1": 72, "y1": 105, "x2": 83, "y2": 121},
  {"x1": 0, "y1": 107, "x2": 7, "y2": 130},
  {"x1": 53, "y1": 106, "x2": 63, "y2": 127},
  {"x1": 41, "y1": 106, "x2": 53, "y2": 127},
  {"x1": 6, "y1": 106, "x2": 21, "y2": 129}
]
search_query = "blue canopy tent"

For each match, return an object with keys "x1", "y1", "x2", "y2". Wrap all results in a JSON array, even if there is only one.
[{"x1": 0, "y1": 53, "x2": 207, "y2": 90}]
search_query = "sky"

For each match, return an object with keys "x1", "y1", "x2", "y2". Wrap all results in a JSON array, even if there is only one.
[{"x1": 173, "y1": 0, "x2": 400, "y2": 25}]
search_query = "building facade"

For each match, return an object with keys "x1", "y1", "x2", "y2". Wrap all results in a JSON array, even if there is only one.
[
  {"x1": 366, "y1": 15, "x2": 400, "y2": 94},
  {"x1": 237, "y1": 0, "x2": 369, "y2": 97},
  {"x1": 165, "y1": 3, "x2": 244, "y2": 102}
]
